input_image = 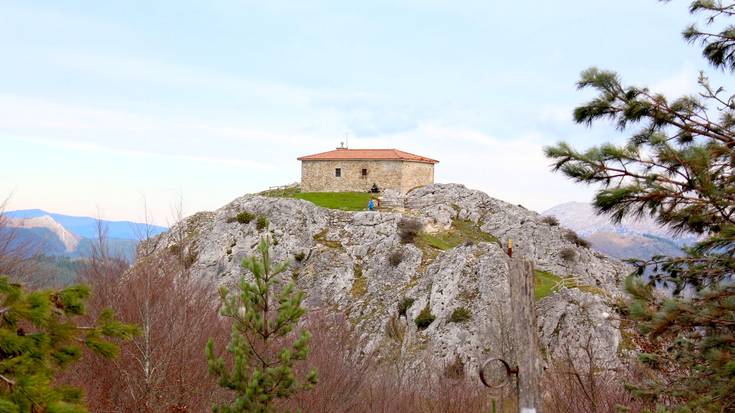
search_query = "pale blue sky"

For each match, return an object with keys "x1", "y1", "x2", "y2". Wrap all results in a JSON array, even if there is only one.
[{"x1": 1, "y1": 1, "x2": 709, "y2": 224}]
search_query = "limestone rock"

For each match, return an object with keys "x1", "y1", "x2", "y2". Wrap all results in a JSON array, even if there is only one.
[{"x1": 142, "y1": 183, "x2": 632, "y2": 372}]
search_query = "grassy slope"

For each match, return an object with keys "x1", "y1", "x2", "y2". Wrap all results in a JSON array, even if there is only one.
[
  {"x1": 260, "y1": 187, "x2": 371, "y2": 212},
  {"x1": 416, "y1": 219, "x2": 499, "y2": 252},
  {"x1": 534, "y1": 270, "x2": 563, "y2": 300},
  {"x1": 292, "y1": 192, "x2": 371, "y2": 211},
  {"x1": 534, "y1": 269, "x2": 607, "y2": 300}
]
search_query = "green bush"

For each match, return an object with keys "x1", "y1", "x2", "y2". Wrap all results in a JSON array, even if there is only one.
[
  {"x1": 449, "y1": 307, "x2": 471, "y2": 323},
  {"x1": 414, "y1": 305, "x2": 436, "y2": 330},
  {"x1": 227, "y1": 211, "x2": 255, "y2": 224},
  {"x1": 397, "y1": 297, "x2": 415, "y2": 317},
  {"x1": 256, "y1": 215, "x2": 269, "y2": 231}
]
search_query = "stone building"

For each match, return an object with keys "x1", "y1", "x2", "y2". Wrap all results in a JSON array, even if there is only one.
[{"x1": 297, "y1": 148, "x2": 438, "y2": 193}]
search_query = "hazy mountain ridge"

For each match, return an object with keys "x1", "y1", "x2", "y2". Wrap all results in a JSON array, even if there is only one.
[
  {"x1": 8, "y1": 215, "x2": 81, "y2": 252},
  {"x1": 6, "y1": 209, "x2": 167, "y2": 239},
  {"x1": 3, "y1": 210, "x2": 167, "y2": 262},
  {"x1": 543, "y1": 202, "x2": 694, "y2": 260}
]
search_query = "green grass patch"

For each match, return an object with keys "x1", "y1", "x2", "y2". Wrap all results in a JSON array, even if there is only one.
[
  {"x1": 416, "y1": 219, "x2": 499, "y2": 254},
  {"x1": 263, "y1": 187, "x2": 371, "y2": 211},
  {"x1": 534, "y1": 270, "x2": 608, "y2": 301},
  {"x1": 350, "y1": 264, "x2": 367, "y2": 297},
  {"x1": 292, "y1": 192, "x2": 372, "y2": 211},
  {"x1": 259, "y1": 186, "x2": 300, "y2": 197},
  {"x1": 535, "y1": 270, "x2": 564, "y2": 300}
]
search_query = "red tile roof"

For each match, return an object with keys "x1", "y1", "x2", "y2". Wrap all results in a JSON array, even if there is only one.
[{"x1": 297, "y1": 148, "x2": 438, "y2": 164}]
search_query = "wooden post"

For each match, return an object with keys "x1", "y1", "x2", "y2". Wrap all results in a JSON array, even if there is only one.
[
  {"x1": 507, "y1": 238, "x2": 513, "y2": 257},
  {"x1": 508, "y1": 259, "x2": 543, "y2": 413}
]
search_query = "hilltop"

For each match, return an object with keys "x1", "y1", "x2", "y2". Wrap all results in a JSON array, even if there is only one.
[{"x1": 142, "y1": 184, "x2": 632, "y2": 372}]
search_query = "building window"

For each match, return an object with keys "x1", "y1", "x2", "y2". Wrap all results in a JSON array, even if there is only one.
[
  {"x1": 361, "y1": 168, "x2": 368, "y2": 177},
  {"x1": 335, "y1": 168, "x2": 341, "y2": 177}
]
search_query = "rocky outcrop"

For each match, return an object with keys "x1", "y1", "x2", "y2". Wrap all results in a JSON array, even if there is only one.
[{"x1": 142, "y1": 184, "x2": 631, "y2": 373}]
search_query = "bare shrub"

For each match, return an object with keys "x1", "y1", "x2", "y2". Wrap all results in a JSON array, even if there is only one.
[
  {"x1": 360, "y1": 363, "x2": 491, "y2": 413},
  {"x1": 389, "y1": 249, "x2": 404, "y2": 266},
  {"x1": 443, "y1": 355, "x2": 465, "y2": 379},
  {"x1": 0, "y1": 197, "x2": 42, "y2": 284},
  {"x1": 279, "y1": 309, "x2": 492, "y2": 412},
  {"x1": 277, "y1": 311, "x2": 370, "y2": 412},
  {"x1": 543, "y1": 336, "x2": 654, "y2": 413},
  {"x1": 398, "y1": 217, "x2": 423, "y2": 244},
  {"x1": 560, "y1": 247, "x2": 577, "y2": 262},
  {"x1": 564, "y1": 230, "x2": 590, "y2": 248},
  {"x1": 541, "y1": 215, "x2": 560, "y2": 226},
  {"x1": 61, "y1": 251, "x2": 229, "y2": 412}
]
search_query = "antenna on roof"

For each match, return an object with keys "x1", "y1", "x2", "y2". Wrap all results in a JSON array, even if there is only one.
[{"x1": 345, "y1": 132, "x2": 349, "y2": 149}]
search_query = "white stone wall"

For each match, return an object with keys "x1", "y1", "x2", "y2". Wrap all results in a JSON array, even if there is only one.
[
  {"x1": 400, "y1": 161, "x2": 435, "y2": 193},
  {"x1": 300, "y1": 159, "x2": 434, "y2": 193}
]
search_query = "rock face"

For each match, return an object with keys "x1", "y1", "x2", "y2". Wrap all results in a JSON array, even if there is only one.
[{"x1": 142, "y1": 184, "x2": 631, "y2": 373}]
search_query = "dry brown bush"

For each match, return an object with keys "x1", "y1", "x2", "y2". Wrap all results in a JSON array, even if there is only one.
[
  {"x1": 543, "y1": 336, "x2": 654, "y2": 413},
  {"x1": 278, "y1": 311, "x2": 493, "y2": 413},
  {"x1": 60, "y1": 247, "x2": 229, "y2": 412},
  {"x1": 388, "y1": 249, "x2": 403, "y2": 266},
  {"x1": 397, "y1": 217, "x2": 423, "y2": 244},
  {"x1": 560, "y1": 247, "x2": 577, "y2": 262},
  {"x1": 564, "y1": 229, "x2": 591, "y2": 248}
]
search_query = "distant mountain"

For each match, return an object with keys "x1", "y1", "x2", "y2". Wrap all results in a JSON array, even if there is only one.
[
  {"x1": 543, "y1": 202, "x2": 695, "y2": 261},
  {"x1": 8, "y1": 215, "x2": 81, "y2": 252},
  {"x1": 5, "y1": 209, "x2": 166, "y2": 240},
  {"x1": 3, "y1": 210, "x2": 167, "y2": 262}
]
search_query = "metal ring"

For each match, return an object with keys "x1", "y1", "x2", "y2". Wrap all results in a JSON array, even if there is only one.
[{"x1": 479, "y1": 358, "x2": 516, "y2": 389}]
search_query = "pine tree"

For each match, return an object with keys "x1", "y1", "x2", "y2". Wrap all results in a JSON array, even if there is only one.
[
  {"x1": 545, "y1": 2, "x2": 735, "y2": 410},
  {"x1": 206, "y1": 236, "x2": 316, "y2": 413},
  {"x1": 0, "y1": 276, "x2": 138, "y2": 413}
]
